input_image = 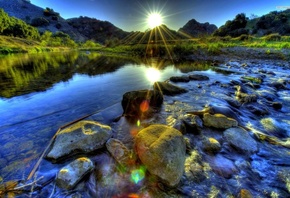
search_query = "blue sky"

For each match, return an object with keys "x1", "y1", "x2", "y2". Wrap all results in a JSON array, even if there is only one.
[{"x1": 30, "y1": 0, "x2": 290, "y2": 31}]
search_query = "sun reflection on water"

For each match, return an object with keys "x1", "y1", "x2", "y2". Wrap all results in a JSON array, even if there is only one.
[{"x1": 145, "y1": 67, "x2": 161, "y2": 83}]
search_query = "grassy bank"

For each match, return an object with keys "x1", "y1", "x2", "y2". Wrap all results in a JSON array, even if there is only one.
[
  {"x1": 1, "y1": 34, "x2": 290, "y2": 59},
  {"x1": 0, "y1": 35, "x2": 71, "y2": 54}
]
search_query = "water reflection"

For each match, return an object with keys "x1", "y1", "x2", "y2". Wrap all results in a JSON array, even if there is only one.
[{"x1": 0, "y1": 51, "x2": 213, "y2": 187}]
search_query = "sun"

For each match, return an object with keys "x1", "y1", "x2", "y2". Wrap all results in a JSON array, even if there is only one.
[{"x1": 147, "y1": 12, "x2": 163, "y2": 29}]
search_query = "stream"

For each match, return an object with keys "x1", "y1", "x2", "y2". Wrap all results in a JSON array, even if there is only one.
[{"x1": 0, "y1": 51, "x2": 290, "y2": 197}]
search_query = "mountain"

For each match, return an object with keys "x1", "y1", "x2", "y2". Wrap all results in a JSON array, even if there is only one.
[
  {"x1": 122, "y1": 24, "x2": 187, "y2": 44},
  {"x1": 178, "y1": 19, "x2": 217, "y2": 37},
  {"x1": 0, "y1": 0, "x2": 86, "y2": 41},
  {"x1": 67, "y1": 17, "x2": 129, "y2": 44}
]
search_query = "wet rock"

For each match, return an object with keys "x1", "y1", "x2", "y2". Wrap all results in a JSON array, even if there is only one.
[
  {"x1": 270, "y1": 80, "x2": 288, "y2": 90},
  {"x1": 271, "y1": 102, "x2": 282, "y2": 109},
  {"x1": 189, "y1": 74, "x2": 209, "y2": 81},
  {"x1": 56, "y1": 157, "x2": 94, "y2": 190},
  {"x1": 46, "y1": 121, "x2": 112, "y2": 161},
  {"x1": 135, "y1": 124, "x2": 186, "y2": 187},
  {"x1": 237, "y1": 189, "x2": 253, "y2": 198},
  {"x1": 106, "y1": 138, "x2": 134, "y2": 167},
  {"x1": 121, "y1": 89, "x2": 163, "y2": 117},
  {"x1": 203, "y1": 113, "x2": 238, "y2": 129},
  {"x1": 235, "y1": 86, "x2": 257, "y2": 103},
  {"x1": 181, "y1": 114, "x2": 203, "y2": 134},
  {"x1": 246, "y1": 104, "x2": 269, "y2": 116},
  {"x1": 169, "y1": 76, "x2": 190, "y2": 82},
  {"x1": 201, "y1": 137, "x2": 221, "y2": 154},
  {"x1": 153, "y1": 81, "x2": 187, "y2": 96},
  {"x1": 206, "y1": 155, "x2": 238, "y2": 179},
  {"x1": 224, "y1": 127, "x2": 258, "y2": 154},
  {"x1": 260, "y1": 118, "x2": 288, "y2": 138},
  {"x1": 241, "y1": 76, "x2": 263, "y2": 84},
  {"x1": 184, "y1": 150, "x2": 207, "y2": 183}
]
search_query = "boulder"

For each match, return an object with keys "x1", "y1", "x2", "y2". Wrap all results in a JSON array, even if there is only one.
[
  {"x1": 121, "y1": 89, "x2": 163, "y2": 117},
  {"x1": 56, "y1": 157, "x2": 94, "y2": 190},
  {"x1": 203, "y1": 113, "x2": 238, "y2": 129},
  {"x1": 224, "y1": 127, "x2": 258, "y2": 154},
  {"x1": 135, "y1": 124, "x2": 186, "y2": 187},
  {"x1": 46, "y1": 121, "x2": 112, "y2": 161},
  {"x1": 153, "y1": 81, "x2": 187, "y2": 96}
]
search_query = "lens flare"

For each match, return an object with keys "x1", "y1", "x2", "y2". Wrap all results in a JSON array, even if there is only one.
[
  {"x1": 130, "y1": 167, "x2": 146, "y2": 184},
  {"x1": 147, "y1": 12, "x2": 163, "y2": 28},
  {"x1": 146, "y1": 67, "x2": 160, "y2": 83}
]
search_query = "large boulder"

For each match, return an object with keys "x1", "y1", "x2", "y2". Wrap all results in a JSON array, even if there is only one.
[
  {"x1": 153, "y1": 81, "x2": 187, "y2": 96},
  {"x1": 56, "y1": 157, "x2": 94, "y2": 190},
  {"x1": 224, "y1": 127, "x2": 258, "y2": 154},
  {"x1": 46, "y1": 120, "x2": 112, "y2": 161},
  {"x1": 203, "y1": 113, "x2": 238, "y2": 129},
  {"x1": 121, "y1": 89, "x2": 163, "y2": 118},
  {"x1": 135, "y1": 124, "x2": 186, "y2": 187}
]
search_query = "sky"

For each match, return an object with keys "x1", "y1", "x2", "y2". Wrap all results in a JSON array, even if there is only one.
[{"x1": 30, "y1": 0, "x2": 290, "y2": 31}]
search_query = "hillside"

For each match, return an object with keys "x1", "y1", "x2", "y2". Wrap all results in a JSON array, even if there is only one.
[
  {"x1": 0, "y1": 0, "x2": 86, "y2": 41},
  {"x1": 67, "y1": 17, "x2": 129, "y2": 44},
  {"x1": 178, "y1": 19, "x2": 217, "y2": 37}
]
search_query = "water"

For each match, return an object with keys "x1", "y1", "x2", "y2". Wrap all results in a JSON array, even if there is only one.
[
  {"x1": 1, "y1": 52, "x2": 290, "y2": 197},
  {"x1": 0, "y1": 52, "x2": 188, "y2": 182}
]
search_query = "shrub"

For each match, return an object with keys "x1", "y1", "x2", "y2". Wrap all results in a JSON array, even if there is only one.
[
  {"x1": 31, "y1": 17, "x2": 49, "y2": 27},
  {"x1": 263, "y1": 33, "x2": 281, "y2": 41}
]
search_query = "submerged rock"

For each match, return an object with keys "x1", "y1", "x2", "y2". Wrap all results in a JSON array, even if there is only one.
[
  {"x1": 154, "y1": 81, "x2": 187, "y2": 96},
  {"x1": 206, "y1": 155, "x2": 238, "y2": 179},
  {"x1": 170, "y1": 76, "x2": 190, "y2": 82},
  {"x1": 224, "y1": 127, "x2": 258, "y2": 154},
  {"x1": 106, "y1": 138, "x2": 134, "y2": 167},
  {"x1": 189, "y1": 74, "x2": 209, "y2": 81},
  {"x1": 135, "y1": 124, "x2": 186, "y2": 187},
  {"x1": 203, "y1": 113, "x2": 238, "y2": 129},
  {"x1": 121, "y1": 89, "x2": 163, "y2": 118},
  {"x1": 56, "y1": 157, "x2": 94, "y2": 190},
  {"x1": 46, "y1": 121, "x2": 112, "y2": 161}
]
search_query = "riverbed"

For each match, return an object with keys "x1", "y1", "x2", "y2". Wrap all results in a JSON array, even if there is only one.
[{"x1": 0, "y1": 51, "x2": 290, "y2": 197}]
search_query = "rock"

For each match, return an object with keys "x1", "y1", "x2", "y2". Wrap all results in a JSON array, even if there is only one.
[
  {"x1": 153, "y1": 81, "x2": 187, "y2": 96},
  {"x1": 201, "y1": 137, "x2": 221, "y2": 154},
  {"x1": 181, "y1": 114, "x2": 203, "y2": 134},
  {"x1": 184, "y1": 150, "x2": 207, "y2": 183},
  {"x1": 203, "y1": 113, "x2": 238, "y2": 129},
  {"x1": 271, "y1": 102, "x2": 283, "y2": 109},
  {"x1": 224, "y1": 127, "x2": 258, "y2": 154},
  {"x1": 206, "y1": 155, "x2": 238, "y2": 179},
  {"x1": 46, "y1": 121, "x2": 112, "y2": 161},
  {"x1": 260, "y1": 118, "x2": 288, "y2": 138},
  {"x1": 169, "y1": 76, "x2": 190, "y2": 82},
  {"x1": 246, "y1": 104, "x2": 269, "y2": 116},
  {"x1": 189, "y1": 74, "x2": 209, "y2": 81},
  {"x1": 121, "y1": 89, "x2": 163, "y2": 118},
  {"x1": 135, "y1": 124, "x2": 186, "y2": 187},
  {"x1": 106, "y1": 138, "x2": 135, "y2": 167},
  {"x1": 56, "y1": 157, "x2": 94, "y2": 190},
  {"x1": 237, "y1": 189, "x2": 253, "y2": 198}
]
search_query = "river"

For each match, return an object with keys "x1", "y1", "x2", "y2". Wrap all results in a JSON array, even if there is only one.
[{"x1": 0, "y1": 51, "x2": 290, "y2": 197}]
